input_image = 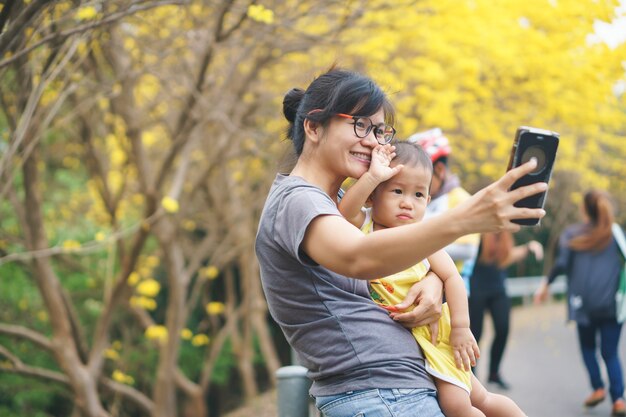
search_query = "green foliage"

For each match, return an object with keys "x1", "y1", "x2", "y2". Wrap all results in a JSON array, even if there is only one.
[{"x1": 0, "y1": 373, "x2": 71, "y2": 417}]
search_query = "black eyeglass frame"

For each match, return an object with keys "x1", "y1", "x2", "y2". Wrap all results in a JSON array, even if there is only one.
[{"x1": 336, "y1": 113, "x2": 396, "y2": 145}]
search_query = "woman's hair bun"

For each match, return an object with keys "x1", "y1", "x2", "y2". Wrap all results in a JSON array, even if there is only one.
[{"x1": 283, "y1": 88, "x2": 305, "y2": 123}]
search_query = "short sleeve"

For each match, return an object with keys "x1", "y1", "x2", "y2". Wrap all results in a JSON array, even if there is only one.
[{"x1": 274, "y1": 185, "x2": 341, "y2": 264}]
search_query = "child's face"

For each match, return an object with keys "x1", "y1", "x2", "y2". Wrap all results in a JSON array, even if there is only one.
[{"x1": 369, "y1": 164, "x2": 432, "y2": 230}]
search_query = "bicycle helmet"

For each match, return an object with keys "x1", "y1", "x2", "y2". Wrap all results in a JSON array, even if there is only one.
[{"x1": 407, "y1": 127, "x2": 451, "y2": 163}]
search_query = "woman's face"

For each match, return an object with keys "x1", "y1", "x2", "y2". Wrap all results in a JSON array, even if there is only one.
[{"x1": 318, "y1": 108, "x2": 386, "y2": 180}]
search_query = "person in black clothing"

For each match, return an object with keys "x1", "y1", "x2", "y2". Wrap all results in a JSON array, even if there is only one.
[
  {"x1": 534, "y1": 189, "x2": 626, "y2": 416},
  {"x1": 469, "y1": 231, "x2": 543, "y2": 390}
]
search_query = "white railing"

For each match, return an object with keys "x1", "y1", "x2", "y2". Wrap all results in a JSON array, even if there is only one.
[{"x1": 505, "y1": 274, "x2": 566, "y2": 302}]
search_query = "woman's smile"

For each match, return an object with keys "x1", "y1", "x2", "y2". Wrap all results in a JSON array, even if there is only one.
[{"x1": 350, "y1": 151, "x2": 371, "y2": 164}]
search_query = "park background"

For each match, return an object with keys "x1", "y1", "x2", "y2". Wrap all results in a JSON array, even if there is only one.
[{"x1": 0, "y1": 0, "x2": 625, "y2": 416}]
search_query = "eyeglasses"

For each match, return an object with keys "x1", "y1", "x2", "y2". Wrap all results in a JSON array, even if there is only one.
[{"x1": 337, "y1": 113, "x2": 396, "y2": 144}]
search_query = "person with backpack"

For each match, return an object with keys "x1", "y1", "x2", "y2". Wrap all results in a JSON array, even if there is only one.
[{"x1": 534, "y1": 189, "x2": 626, "y2": 416}]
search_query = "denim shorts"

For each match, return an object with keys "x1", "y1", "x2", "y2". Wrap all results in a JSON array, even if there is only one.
[{"x1": 314, "y1": 388, "x2": 444, "y2": 417}]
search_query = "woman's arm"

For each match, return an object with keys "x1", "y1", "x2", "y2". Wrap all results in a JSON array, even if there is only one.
[
  {"x1": 501, "y1": 240, "x2": 544, "y2": 268},
  {"x1": 302, "y1": 159, "x2": 548, "y2": 280},
  {"x1": 534, "y1": 232, "x2": 570, "y2": 304}
]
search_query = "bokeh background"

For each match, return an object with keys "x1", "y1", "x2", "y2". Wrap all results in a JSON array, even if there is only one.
[{"x1": 0, "y1": 1, "x2": 625, "y2": 416}]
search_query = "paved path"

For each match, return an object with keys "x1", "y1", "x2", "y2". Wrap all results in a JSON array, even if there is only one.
[
  {"x1": 226, "y1": 301, "x2": 626, "y2": 417},
  {"x1": 475, "y1": 301, "x2": 626, "y2": 417}
]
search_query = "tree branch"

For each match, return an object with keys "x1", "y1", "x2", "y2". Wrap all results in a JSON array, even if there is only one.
[
  {"x1": 100, "y1": 378, "x2": 155, "y2": 415},
  {"x1": 0, "y1": 323, "x2": 53, "y2": 351},
  {"x1": 0, "y1": 0, "x2": 188, "y2": 69},
  {"x1": 0, "y1": 0, "x2": 50, "y2": 56}
]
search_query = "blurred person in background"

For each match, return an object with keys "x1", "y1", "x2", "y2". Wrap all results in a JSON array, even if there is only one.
[
  {"x1": 470, "y1": 231, "x2": 543, "y2": 390},
  {"x1": 535, "y1": 189, "x2": 626, "y2": 416}
]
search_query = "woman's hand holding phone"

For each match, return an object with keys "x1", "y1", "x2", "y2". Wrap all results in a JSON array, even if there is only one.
[{"x1": 452, "y1": 158, "x2": 548, "y2": 234}]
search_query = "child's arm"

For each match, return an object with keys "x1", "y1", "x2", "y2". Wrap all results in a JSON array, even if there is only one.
[
  {"x1": 338, "y1": 144, "x2": 401, "y2": 227},
  {"x1": 427, "y1": 249, "x2": 479, "y2": 371}
]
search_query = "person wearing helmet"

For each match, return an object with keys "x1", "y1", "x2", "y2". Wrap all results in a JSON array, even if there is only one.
[{"x1": 408, "y1": 128, "x2": 480, "y2": 291}]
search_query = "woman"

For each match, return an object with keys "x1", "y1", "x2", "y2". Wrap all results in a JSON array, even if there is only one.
[
  {"x1": 469, "y1": 232, "x2": 543, "y2": 390},
  {"x1": 255, "y1": 68, "x2": 546, "y2": 416},
  {"x1": 535, "y1": 190, "x2": 625, "y2": 416}
]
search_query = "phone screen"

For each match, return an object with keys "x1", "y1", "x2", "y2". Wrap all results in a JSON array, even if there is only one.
[{"x1": 507, "y1": 126, "x2": 559, "y2": 226}]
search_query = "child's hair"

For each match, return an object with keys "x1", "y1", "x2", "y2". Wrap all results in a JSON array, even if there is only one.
[
  {"x1": 282, "y1": 67, "x2": 394, "y2": 155},
  {"x1": 569, "y1": 189, "x2": 614, "y2": 251},
  {"x1": 392, "y1": 141, "x2": 433, "y2": 175}
]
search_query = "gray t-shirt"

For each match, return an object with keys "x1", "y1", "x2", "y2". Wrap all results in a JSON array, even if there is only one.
[{"x1": 255, "y1": 174, "x2": 435, "y2": 396}]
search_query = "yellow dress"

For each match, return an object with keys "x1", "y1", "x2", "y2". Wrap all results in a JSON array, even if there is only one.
[{"x1": 363, "y1": 212, "x2": 472, "y2": 394}]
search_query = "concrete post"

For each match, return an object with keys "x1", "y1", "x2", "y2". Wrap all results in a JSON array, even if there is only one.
[{"x1": 276, "y1": 365, "x2": 312, "y2": 417}]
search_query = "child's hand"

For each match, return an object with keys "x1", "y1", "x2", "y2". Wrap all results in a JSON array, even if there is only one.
[
  {"x1": 369, "y1": 144, "x2": 402, "y2": 183},
  {"x1": 450, "y1": 327, "x2": 480, "y2": 371}
]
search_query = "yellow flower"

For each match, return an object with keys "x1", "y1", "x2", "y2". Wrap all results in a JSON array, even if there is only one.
[
  {"x1": 110, "y1": 149, "x2": 126, "y2": 165},
  {"x1": 62, "y1": 240, "x2": 81, "y2": 250},
  {"x1": 136, "y1": 279, "x2": 160, "y2": 297},
  {"x1": 37, "y1": 311, "x2": 48, "y2": 322},
  {"x1": 205, "y1": 302, "x2": 225, "y2": 315},
  {"x1": 105, "y1": 348, "x2": 119, "y2": 360},
  {"x1": 232, "y1": 170, "x2": 243, "y2": 182},
  {"x1": 191, "y1": 334, "x2": 210, "y2": 346},
  {"x1": 161, "y1": 196, "x2": 179, "y2": 213},
  {"x1": 75, "y1": 6, "x2": 98, "y2": 21},
  {"x1": 98, "y1": 97, "x2": 109, "y2": 111},
  {"x1": 145, "y1": 325, "x2": 168, "y2": 342},
  {"x1": 181, "y1": 328, "x2": 193, "y2": 340},
  {"x1": 145, "y1": 255, "x2": 160, "y2": 268},
  {"x1": 247, "y1": 4, "x2": 274, "y2": 24},
  {"x1": 200, "y1": 265, "x2": 219, "y2": 280},
  {"x1": 130, "y1": 296, "x2": 157, "y2": 311},
  {"x1": 142, "y1": 131, "x2": 157, "y2": 147},
  {"x1": 127, "y1": 272, "x2": 141, "y2": 286},
  {"x1": 95, "y1": 231, "x2": 106, "y2": 241},
  {"x1": 112, "y1": 370, "x2": 135, "y2": 385},
  {"x1": 112, "y1": 340, "x2": 122, "y2": 350}
]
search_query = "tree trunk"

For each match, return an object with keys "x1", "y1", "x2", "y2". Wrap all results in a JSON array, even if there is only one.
[
  {"x1": 22, "y1": 145, "x2": 109, "y2": 417},
  {"x1": 152, "y1": 225, "x2": 190, "y2": 417}
]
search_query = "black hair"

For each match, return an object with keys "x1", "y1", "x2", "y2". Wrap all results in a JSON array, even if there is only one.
[
  {"x1": 433, "y1": 156, "x2": 448, "y2": 167},
  {"x1": 282, "y1": 68, "x2": 395, "y2": 155},
  {"x1": 392, "y1": 141, "x2": 433, "y2": 175}
]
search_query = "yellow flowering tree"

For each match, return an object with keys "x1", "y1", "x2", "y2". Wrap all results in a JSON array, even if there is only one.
[
  {"x1": 0, "y1": 0, "x2": 624, "y2": 416},
  {"x1": 0, "y1": 0, "x2": 366, "y2": 416},
  {"x1": 338, "y1": 0, "x2": 626, "y2": 266}
]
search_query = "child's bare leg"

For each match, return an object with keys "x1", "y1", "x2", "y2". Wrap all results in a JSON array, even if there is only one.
[
  {"x1": 469, "y1": 375, "x2": 526, "y2": 417},
  {"x1": 436, "y1": 378, "x2": 485, "y2": 417}
]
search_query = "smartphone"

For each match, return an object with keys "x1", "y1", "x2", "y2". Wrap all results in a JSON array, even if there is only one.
[{"x1": 506, "y1": 126, "x2": 560, "y2": 226}]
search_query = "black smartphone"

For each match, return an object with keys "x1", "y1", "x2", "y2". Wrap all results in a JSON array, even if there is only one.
[{"x1": 506, "y1": 126, "x2": 560, "y2": 226}]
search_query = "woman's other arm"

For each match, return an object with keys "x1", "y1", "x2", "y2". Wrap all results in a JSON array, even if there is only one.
[{"x1": 302, "y1": 159, "x2": 548, "y2": 280}]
